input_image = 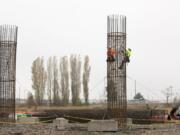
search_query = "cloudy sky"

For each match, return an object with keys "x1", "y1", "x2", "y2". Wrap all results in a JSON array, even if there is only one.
[{"x1": 0, "y1": 0, "x2": 180, "y2": 101}]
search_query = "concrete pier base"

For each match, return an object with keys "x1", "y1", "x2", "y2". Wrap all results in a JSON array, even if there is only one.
[
  {"x1": 53, "y1": 118, "x2": 68, "y2": 130},
  {"x1": 88, "y1": 120, "x2": 118, "y2": 132}
]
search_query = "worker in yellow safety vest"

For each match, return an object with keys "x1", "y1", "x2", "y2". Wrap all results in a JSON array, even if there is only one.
[
  {"x1": 119, "y1": 48, "x2": 132, "y2": 69},
  {"x1": 125, "y1": 48, "x2": 132, "y2": 63}
]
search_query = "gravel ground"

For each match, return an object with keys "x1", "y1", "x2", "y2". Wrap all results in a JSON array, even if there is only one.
[{"x1": 1, "y1": 123, "x2": 180, "y2": 135}]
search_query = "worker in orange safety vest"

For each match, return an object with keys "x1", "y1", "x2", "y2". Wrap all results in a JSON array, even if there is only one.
[{"x1": 106, "y1": 47, "x2": 116, "y2": 62}]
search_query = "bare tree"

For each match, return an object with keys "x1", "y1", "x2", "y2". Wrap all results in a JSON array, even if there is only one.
[
  {"x1": 26, "y1": 91, "x2": 35, "y2": 108},
  {"x1": 77, "y1": 55, "x2": 81, "y2": 104},
  {"x1": 70, "y1": 55, "x2": 81, "y2": 105},
  {"x1": 31, "y1": 57, "x2": 47, "y2": 105},
  {"x1": 60, "y1": 56, "x2": 69, "y2": 105},
  {"x1": 83, "y1": 56, "x2": 91, "y2": 104},
  {"x1": 52, "y1": 56, "x2": 60, "y2": 105},
  {"x1": 47, "y1": 57, "x2": 53, "y2": 105}
]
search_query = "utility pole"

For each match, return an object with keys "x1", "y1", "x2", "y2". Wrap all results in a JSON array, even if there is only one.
[
  {"x1": 166, "y1": 88, "x2": 170, "y2": 105},
  {"x1": 17, "y1": 80, "x2": 21, "y2": 104},
  {"x1": 169, "y1": 86, "x2": 173, "y2": 103},
  {"x1": 162, "y1": 87, "x2": 172, "y2": 106},
  {"x1": 19, "y1": 86, "x2": 20, "y2": 104},
  {"x1": 134, "y1": 80, "x2": 136, "y2": 97}
]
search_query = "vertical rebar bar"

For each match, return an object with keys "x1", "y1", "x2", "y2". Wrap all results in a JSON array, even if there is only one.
[
  {"x1": 107, "y1": 15, "x2": 127, "y2": 128},
  {"x1": 0, "y1": 25, "x2": 18, "y2": 123}
]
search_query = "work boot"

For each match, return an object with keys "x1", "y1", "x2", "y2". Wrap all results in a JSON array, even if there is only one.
[{"x1": 119, "y1": 63, "x2": 123, "y2": 69}]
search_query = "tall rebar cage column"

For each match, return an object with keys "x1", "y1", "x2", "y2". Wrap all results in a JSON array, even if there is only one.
[
  {"x1": 0, "y1": 25, "x2": 18, "y2": 122},
  {"x1": 107, "y1": 15, "x2": 127, "y2": 128}
]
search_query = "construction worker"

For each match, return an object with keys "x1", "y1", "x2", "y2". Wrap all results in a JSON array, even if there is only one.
[
  {"x1": 106, "y1": 47, "x2": 116, "y2": 62},
  {"x1": 125, "y1": 48, "x2": 132, "y2": 63},
  {"x1": 119, "y1": 48, "x2": 132, "y2": 69}
]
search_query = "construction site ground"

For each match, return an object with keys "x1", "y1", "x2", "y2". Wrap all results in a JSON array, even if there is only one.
[
  {"x1": 16, "y1": 103, "x2": 170, "y2": 118},
  {"x1": 1, "y1": 123, "x2": 180, "y2": 135},
  {"x1": 11, "y1": 104, "x2": 177, "y2": 135}
]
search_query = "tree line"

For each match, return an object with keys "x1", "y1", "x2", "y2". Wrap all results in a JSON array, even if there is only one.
[{"x1": 31, "y1": 55, "x2": 91, "y2": 106}]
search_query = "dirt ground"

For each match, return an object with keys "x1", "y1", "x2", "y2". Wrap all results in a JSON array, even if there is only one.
[
  {"x1": 16, "y1": 103, "x2": 171, "y2": 121},
  {"x1": 9, "y1": 104, "x2": 175, "y2": 135},
  {"x1": 1, "y1": 123, "x2": 180, "y2": 135},
  {"x1": 16, "y1": 103, "x2": 163, "y2": 112}
]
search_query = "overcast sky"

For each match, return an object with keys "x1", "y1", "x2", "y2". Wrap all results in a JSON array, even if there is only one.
[{"x1": 0, "y1": 0, "x2": 180, "y2": 101}]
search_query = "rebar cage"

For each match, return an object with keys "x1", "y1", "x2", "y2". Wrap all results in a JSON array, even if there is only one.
[
  {"x1": 0, "y1": 25, "x2": 18, "y2": 122},
  {"x1": 107, "y1": 15, "x2": 127, "y2": 128}
]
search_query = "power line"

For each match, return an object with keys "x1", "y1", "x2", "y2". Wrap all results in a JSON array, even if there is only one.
[
  {"x1": 90, "y1": 75, "x2": 166, "y2": 101},
  {"x1": 90, "y1": 76, "x2": 106, "y2": 91},
  {"x1": 127, "y1": 75, "x2": 164, "y2": 100}
]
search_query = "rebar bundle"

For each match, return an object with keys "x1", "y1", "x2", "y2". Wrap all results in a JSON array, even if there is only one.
[
  {"x1": 0, "y1": 25, "x2": 18, "y2": 122},
  {"x1": 107, "y1": 15, "x2": 127, "y2": 128}
]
